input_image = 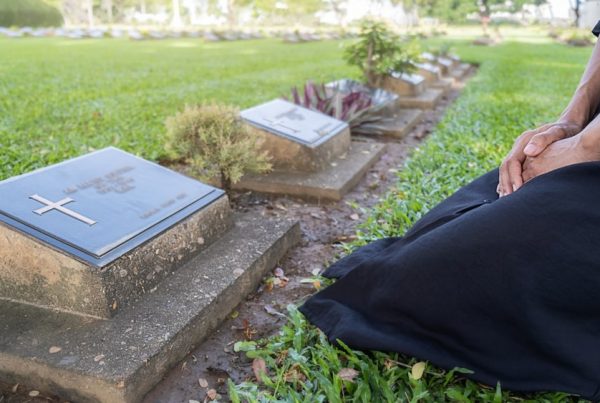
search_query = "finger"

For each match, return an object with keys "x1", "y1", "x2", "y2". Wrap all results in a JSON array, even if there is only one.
[
  {"x1": 499, "y1": 162, "x2": 509, "y2": 197},
  {"x1": 500, "y1": 160, "x2": 515, "y2": 196},
  {"x1": 496, "y1": 183, "x2": 502, "y2": 196},
  {"x1": 523, "y1": 126, "x2": 567, "y2": 157},
  {"x1": 507, "y1": 159, "x2": 524, "y2": 192},
  {"x1": 522, "y1": 159, "x2": 534, "y2": 182}
]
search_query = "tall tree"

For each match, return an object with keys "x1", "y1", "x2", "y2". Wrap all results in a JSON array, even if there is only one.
[
  {"x1": 172, "y1": 0, "x2": 182, "y2": 26},
  {"x1": 87, "y1": 0, "x2": 94, "y2": 27},
  {"x1": 102, "y1": 0, "x2": 113, "y2": 23},
  {"x1": 570, "y1": 0, "x2": 583, "y2": 27}
]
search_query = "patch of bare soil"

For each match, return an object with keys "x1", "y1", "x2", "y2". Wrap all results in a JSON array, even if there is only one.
[{"x1": 0, "y1": 78, "x2": 469, "y2": 403}]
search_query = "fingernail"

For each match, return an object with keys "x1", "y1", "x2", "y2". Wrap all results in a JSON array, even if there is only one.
[
  {"x1": 523, "y1": 144, "x2": 537, "y2": 154},
  {"x1": 512, "y1": 184, "x2": 519, "y2": 192}
]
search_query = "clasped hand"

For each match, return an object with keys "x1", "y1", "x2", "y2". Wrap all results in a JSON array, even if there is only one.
[{"x1": 498, "y1": 121, "x2": 600, "y2": 197}]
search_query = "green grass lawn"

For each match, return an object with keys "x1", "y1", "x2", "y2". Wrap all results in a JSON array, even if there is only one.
[
  {"x1": 227, "y1": 38, "x2": 595, "y2": 402},
  {"x1": 0, "y1": 37, "x2": 356, "y2": 181},
  {"x1": 1, "y1": 30, "x2": 595, "y2": 402}
]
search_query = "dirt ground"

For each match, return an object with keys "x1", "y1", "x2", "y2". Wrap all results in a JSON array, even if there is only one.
[{"x1": 0, "y1": 78, "x2": 468, "y2": 403}]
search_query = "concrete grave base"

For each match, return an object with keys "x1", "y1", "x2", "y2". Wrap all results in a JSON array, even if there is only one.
[
  {"x1": 0, "y1": 214, "x2": 300, "y2": 403},
  {"x1": 233, "y1": 142, "x2": 386, "y2": 201},
  {"x1": 396, "y1": 88, "x2": 444, "y2": 110},
  {"x1": 429, "y1": 78, "x2": 454, "y2": 95},
  {"x1": 0, "y1": 196, "x2": 232, "y2": 319},
  {"x1": 451, "y1": 64, "x2": 472, "y2": 81},
  {"x1": 352, "y1": 109, "x2": 422, "y2": 139}
]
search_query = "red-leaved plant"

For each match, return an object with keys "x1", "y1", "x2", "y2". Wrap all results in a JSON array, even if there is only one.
[{"x1": 286, "y1": 81, "x2": 374, "y2": 127}]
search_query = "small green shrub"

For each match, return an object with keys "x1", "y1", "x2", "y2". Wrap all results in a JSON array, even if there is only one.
[
  {"x1": 560, "y1": 28, "x2": 594, "y2": 47},
  {"x1": 165, "y1": 104, "x2": 272, "y2": 192},
  {"x1": 0, "y1": 0, "x2": 63, "y2": 27},
  {"x1": 344, "y1": 19, "x2": 420, "y2": 87}
]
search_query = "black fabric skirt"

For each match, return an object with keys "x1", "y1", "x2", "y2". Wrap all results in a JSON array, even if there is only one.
[{"x1": 299, "y1": 163, "x2": 600, "y2": 400}]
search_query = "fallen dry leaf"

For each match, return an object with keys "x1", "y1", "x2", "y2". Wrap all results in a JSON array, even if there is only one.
[
  {"x1": 198, "y1": 378, "x2": 208, "y2": 388},
  {"x1": 274, "y1": 267, "x2": 285, "y2": 278},
  {"x1": 411, "y1": 361, "x2": 426, "y2": 380},
  {"x1": 252, "y1": 358, "x2": 268, "y2": 383},
  {"x1": 48, "y1": 346, "x2": 62, "y2": 354},
  {"x1": 11, "y1": 383, "x2": 19, "y2": 393},
  {"x1": 283, "y1": 364, "x2": 307, "y2": 383},
  {"x1": 242, "y1": 319, "x2": 257, "y2": 340},
  {"x1": 338, "y1": 367, "x2": 359, "y2": 382},
  {"x1": 349, "y1": 213, "x2": 360, "y2": 221},
  {"x1": 28, "y1": 390, "x2": 40, "y2": 397},
  {"x1": 313, "y1": 280, "x2": 321, "y2": 290},
  {"x1": 94, "y1": 354, "x2": 105, "y2": 362},
  {"x1": 206, "y1": 388, "x2": 218, "y2": 400}
]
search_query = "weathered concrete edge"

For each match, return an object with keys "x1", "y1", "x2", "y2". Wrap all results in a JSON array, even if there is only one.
[
  {"x1": 126, "y1": 218, "x2": 301, "y2": 403},
  {"x1": 396, "y1": 88, "x2": 444, "y2": 110},
  {"x1": 0, "y1": 352, "x2": 118, "y2": 403},
  {"x1": 0, "y1": 216, "x2": 301, "y2": 403},
  {"x1": 233, "y1": 142, "x2": 386, "y2": 201}
]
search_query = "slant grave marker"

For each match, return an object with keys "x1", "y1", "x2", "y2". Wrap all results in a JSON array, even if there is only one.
[
  {"x1": 0, "y1": 147, "x2": 228, "y2": 318},
  {"x1": 414, "y1": 62, "x2": 453, "y2": 94},
  {"x1": 0, "y1": 147, "x2": 300, "y2": 403},
  {"x1": 326, "y1": 79, "x2": 423, "y2": 138},
  {"x1": 235, "y1": 99, "x2": 386, "y2": 200},
  {"x1": 382, "y1": 71, "x2": 444, "y2": 110}
]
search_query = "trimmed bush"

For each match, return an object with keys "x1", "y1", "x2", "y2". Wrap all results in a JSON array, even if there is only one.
[
  {"x1": 0, "y1": 0, "x2": 63, "y2": 27},
  {"x1": 165, "y1": 104, "x2": 272, "y2": 192}
]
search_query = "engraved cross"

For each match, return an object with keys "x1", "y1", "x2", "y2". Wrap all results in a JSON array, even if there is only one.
[{"x1": 30, "y1": 194, "x2": 96, "y2": 226}]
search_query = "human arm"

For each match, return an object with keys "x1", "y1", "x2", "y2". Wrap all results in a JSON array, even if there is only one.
[
  {"x1": 521, "y1": 111, "x2": 600, "y2": 181},
  {"x1": 498, "y1": 34, "x2": 600, "y2": 196}
]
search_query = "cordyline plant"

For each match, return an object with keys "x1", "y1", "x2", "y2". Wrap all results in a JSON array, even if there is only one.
[
  {"x1": 344, "y1": 19, "x2": 421, "y2": 87},
  {"x1": 287, "y1": 81, "x2": 373, "y2": 126},
  {"x1": 286, "y1": 80, "x2": 400, "y2": 135},
  {"x1": 165, "y1": 103, "x2": 271, "y2": 193}
]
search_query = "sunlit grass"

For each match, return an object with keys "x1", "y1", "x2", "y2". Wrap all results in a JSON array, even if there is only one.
[{"x1": 0, "y1": 37, "x2": 356, "y2": 180}]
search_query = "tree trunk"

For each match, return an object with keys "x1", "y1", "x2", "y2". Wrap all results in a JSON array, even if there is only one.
[
  {"x1": 87, "y1": 0, "x2": 94, "y2": 27},
  {"x1": 140, "y1": 0, "x2": 146, "y2": 14},
  {"x1": 366, "y1": 40, "x2": 375, "y2": 87},
  {"x1": 220, "y1": 171, "x2": 231, "y2": 194},
  {"x1": 227, "y1": 0, "x2": 236, "y2": 28},
  {"x1": 572, "y1": 0, "x2": 581, "y2": 27},
  {"x1": 188, "y1": 0, "x2": 197, "y2": 25},
  {"x1": 172, "y1": 0, "x2": 182, "y2": 27},
  {"x1": 105, "y1": 0, "x2": 113, "y2": 24}
]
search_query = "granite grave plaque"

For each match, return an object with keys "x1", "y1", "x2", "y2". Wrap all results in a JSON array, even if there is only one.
[
  {"x1": 241, "y1": 99, "x2": 347, "y2": 147},
  {"x1": 385, "y1": 71, "x2": 426, "y2": 96},
  {"x1": 0, "y1": 147, "x2": 232, "y2": 317},
  {"x1": 241, "y1": 99, "x2": 351, "y2": 172},
  {"x1": 0, "y1": 147, "x2": 223, "y2": 266},
  {"x1": 235, "y1": 98, "x2": 385, "y2": 200}
]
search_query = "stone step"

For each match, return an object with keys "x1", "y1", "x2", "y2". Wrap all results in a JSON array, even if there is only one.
[
  {"x1": 0, "y1": 213, "x2": 300, "y2": 403},
  {"x1": 232, "y1": 141, "x2": 386, "y2": 201}
]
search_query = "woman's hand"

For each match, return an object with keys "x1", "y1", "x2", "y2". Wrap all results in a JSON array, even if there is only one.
[
  {"x1": 522, "y1": 134, "x2": 600, "y2": 182},
  {"x1": 498, "y1": 121, "x2": 582, "y2": 196}
]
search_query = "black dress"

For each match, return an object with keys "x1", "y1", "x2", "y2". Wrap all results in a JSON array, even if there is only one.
[{"x1": 300, "y1": 162, "x2": 600, "y2": 400}]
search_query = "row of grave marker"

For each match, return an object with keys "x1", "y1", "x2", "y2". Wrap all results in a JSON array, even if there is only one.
[
  {"x1": 0, "y1": 49, "x2": 470, "y2": 403},
  {"x1": 0, "y1": 26, "x2": 354, "y2": 42}
]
